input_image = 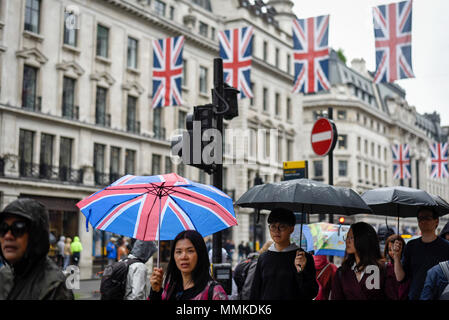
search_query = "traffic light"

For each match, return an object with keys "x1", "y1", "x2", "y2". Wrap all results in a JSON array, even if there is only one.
[{"x1": 338, "y1": 216, "x2": 345, "y2": 224}]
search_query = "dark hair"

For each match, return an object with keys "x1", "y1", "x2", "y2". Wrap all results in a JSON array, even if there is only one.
[
  {"x1": 418, "y1": 207, "x2": 439, "y2": 219},
  {"x1": 267, "y1": 208, "x2": 295, "y2": 226},
  {"x1": 342, "y1": 222, "x2": 384, "y2": 272},
  {"x1": 384, "y1": 234, "x2": 405, "y2": 262},
  {"x1": 164, "y1": 230, "x2": 211, "y2": 298}
]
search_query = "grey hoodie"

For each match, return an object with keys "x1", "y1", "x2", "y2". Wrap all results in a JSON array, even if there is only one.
[{"x1": 124, "y1": 240, "x2": 157, "y2": 300}]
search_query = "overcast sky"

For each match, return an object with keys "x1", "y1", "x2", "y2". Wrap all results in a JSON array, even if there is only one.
[{"x1": 292, "y1": 0, "x2": 449, "y2": 126}]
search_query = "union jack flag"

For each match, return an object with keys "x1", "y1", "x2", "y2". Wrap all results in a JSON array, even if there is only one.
[
  {"x1": 292, "y1": 15, "x2": 330, "y2": 94},
  {"x1": 218, "y1": 26, "x2": 254, "y2": 99},
  {"x1": 152, "y1": 36, "x2": 184, "y2": 108},
  {"x1": 430, "y1": 142, "x2": 449, "y2": 178},
  {"x1": 373, "y1": 0, "x2": 414, "y2": 83},
  {"x1": 392, "y1": 144, "x2": 411, "y2": 180}
]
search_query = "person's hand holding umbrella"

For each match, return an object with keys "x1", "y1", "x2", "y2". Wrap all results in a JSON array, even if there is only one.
[
  {"x1": 150, "y1": 267, "x2": 164, "y2": 292},
  {"x1": 295, "y1": 250, "x2": 307, "y2": 273},
  {"x1": 392, "y1": 240, "x2": 403, "y2": 262}
]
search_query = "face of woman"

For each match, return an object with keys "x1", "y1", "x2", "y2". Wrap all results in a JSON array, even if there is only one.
[
  {"x1": 388, "y1": 241, "x2": 395, "y2": 259},
  {"x1": 174, "y1": 238, "x2": 198, "y2": 276},
  {"x1": 345, "y1": 228, "x2": 356, "y2": 254}
]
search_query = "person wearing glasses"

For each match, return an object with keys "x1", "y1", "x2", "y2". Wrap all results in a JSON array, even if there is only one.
[
  {"x1": 249, "y1": 208, "x2": 318, "y2": 300},
  {"x1": 0, "y1": 198, "x2": 74, "y2": 300},
  {"x1": 392, "y1": 208, "x2": 449, "y2": 300}
]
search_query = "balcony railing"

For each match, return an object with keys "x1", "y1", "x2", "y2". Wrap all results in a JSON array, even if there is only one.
[
  {"x1": 154, "y1": 127, "x2": 166, "y2": 140},
  {"x1": 127, "y1": 121, "x2": 141, "y2": 134},
  {"x1": 94, "y1": 171, "x2": 110, "y2": 186},
  {"x1": 19, "y1": 161, "x2": 83, "y2": 183}
]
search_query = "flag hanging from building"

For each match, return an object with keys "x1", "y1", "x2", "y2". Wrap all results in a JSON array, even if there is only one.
[
  {"x1": 372, "y1": 0, "x2": 414, "y2": 83},
  {"x1": 429, "y1": 142, "x2": 449, "y2": 178},
  {"x1": 218, "y1": 26, "x2": 254, "y2": 99},
  {"x1": 392, "y1": 143, "x2": 411, "y2": 179},
  {"x1": 152, "y1": 36, "x2": 184, "y2": 108},
  {"x1": 292, "y1": 15, "x2": 330, "y2": 94}
]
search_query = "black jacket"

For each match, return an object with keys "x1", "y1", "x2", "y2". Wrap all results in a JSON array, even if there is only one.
[{"x1": 0, "y1": 198, "x2": 74, "y2": 300}]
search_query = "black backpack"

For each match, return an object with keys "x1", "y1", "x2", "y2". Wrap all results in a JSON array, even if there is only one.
[
  {"x1": 100, "y1": 258, "x2": 140, "y2": 300},
  {"x1": 439, "y1": 261, "x2": 449, "y2": 300},
  {"x1": 233, "y1": 255, "x2": 258, "y2": 300}
]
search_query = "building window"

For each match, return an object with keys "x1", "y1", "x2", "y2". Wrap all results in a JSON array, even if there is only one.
[
  {"x1": 365, "y1": 164, "x2": 369, "y2": 182},
  {"x1": 165, "y1": 156, "x2": 172, "y2": 174},
  {"x1": 182, "y1": 59, "x2": 187, "y2": 86},
  {"x1": 169, "y1": 6, "x2": 175, "y2": 20},
  {"x1": 62, "y1": 77, "x2": 76, "y2": 119},
  {"x1": 39, "y1": 133, "x2": 54, "y2": 179},
  {"x1": 152, "y1": 154, "x2": 161, "y2": 175},
  {"x1": 199, "y1": 21, "x2": 208, "y2": 37},
  {"x1": 22, "y1": 65, "x2": 38, "y2": 110},
  {"x1": 263, "y1": 40, "x2": 268, "y2": 61},
  {"x1": 287, "y1": 53, "x2": 291, "y2": 74},
  {"x1": 371, "y1": 142, "x2": 375, "y2": 157},
  {"x1": 177, "y1": 163, "x2": 185, "y2": 176},
  {"x1": 96, "y1": 25, "x2": 109, "y2": 58},
  {"x1": 263, "y1": 87, "x2": 268, "y2": 112},
  {"x1": 178, "y1": 110, "x2": 187, "y2": 129},
  {"x1": 110, "y1": 147, "x2": 121, "y2": 182},
  {"x1": 275, "y1": 47, "x2": 280, "y2": 68},
  {"x1": 94, "y1": 143, "x2": 106, "y2": 185},
  {"x1": 199, "y1": 66, "x2": 208, "y2": 94},
  {"x1": 127, "y1": 37, "x2": 138, "y2": 69},
  {"x1": 19, "y1": 129, "x2": 35, "y2": 177},
  {"x1": 211, "y1": 27, "x2": 216, "y2": 41},
  {"x1": 125, "y1": 149, "x2": 136, "y2": 174},
  {"x1": 153, "y1": 108, "x2": 165, "y2": 139},
  {"x1": 250, "y1": 82, "x2": 255, "y2": 106},
  {"x1": 313, "y1": 110, "x2": 326, "y2": 120},
  {"x1": 287, "y1": 140, "x2": 293, "y2": 160},
  {"x1": 357, "y1": 161, "x2": 361, "y2": 177},
  {"x1": 154, "y1": 0, "x2": 166, "y2": 16},
  {"x1": 286, "y1": 97, "x2": 291, "y2": 119},
  {"x1": 95, "y1": 86, "x2": 108, "y2": 126},
  {"x1": 63, "y1": 10, "x2": 77, "y2": 47},
  {"x1": 338, "y1": 135, "x2": 347, "y2": 150},
  {"x1": 357, "y1": 137, "x2": 361, "y2": 151},
  {"x1": 59, "y1": 137, "x2": 73, "y2": 181},
  {"x1": 25, "y1": 0, "x2": 40, "y2": 34},
  {"x1": 337, "y1": 110, "x2": 347, "y2": 120},
  {"x1": 127, "y1": 95, "x2": 138, "y2": 133},
  {"x1": 275, "y1": 93, "x2": 280, "y2": 115},
  {"x1": 339, "y1": 160, "x2": 348, "y2": 177},
  {"x1": 277, "y1": 136, "x2": 283, "y2": 161},
  {"x1": 314, "y1": 160, "x2": 323, "y2": 177}
]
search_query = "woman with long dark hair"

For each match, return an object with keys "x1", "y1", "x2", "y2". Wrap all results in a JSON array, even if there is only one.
[
  {"x1": 149, "y1": 230, "x2": 228, "y2": 300},
  {"x1": 330, "y1": 222, "x2": 397, "y2": 300}
]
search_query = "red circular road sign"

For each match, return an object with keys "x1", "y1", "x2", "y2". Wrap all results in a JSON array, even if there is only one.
[{"x1": 311, "y1": 118, "x2": 338, "y2": 156}]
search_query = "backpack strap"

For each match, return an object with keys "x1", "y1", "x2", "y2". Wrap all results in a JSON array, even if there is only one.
[
  {"x1": 317, "y1": 263, "x2": 331, "y2": 281},
  {"x1": 439, "y1": 261, "x2": 449, "y2": 281}
]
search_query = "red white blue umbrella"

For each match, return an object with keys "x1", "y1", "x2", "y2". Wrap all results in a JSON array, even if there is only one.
[{"x1": 76, "y1": 173, "x2": 237, "y2": 266}]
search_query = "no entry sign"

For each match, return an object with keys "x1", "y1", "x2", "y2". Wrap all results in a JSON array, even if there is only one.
[{"x1": 311, "y1": 118, "x2": 338, "y2": 156}]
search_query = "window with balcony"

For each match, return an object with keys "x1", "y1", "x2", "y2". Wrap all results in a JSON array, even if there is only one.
[
  {"x1": 94, "y1": 143, "x2": 106, "y2": 185},
  {"x1": 22, "y1": 65, "x2": 38, "y2": 110},
  {"x1": 39, "y1": 133, "x2": 54, "y2": 179},
  {"x1": 154, "y1": 0, "x2": 166, "y2": 16},
  {"x1": 59, "y1": 137, "x2": 73, "y2": 181},
  {"x1": 96, "y1": 25, "x2": 109, "y2": 58},
  {"x1": 63, "y1": 10, "x2": 77, "y2": 47},
  {"x1": 127, "y1": 95, "x2": 138, "y2": 133},
  {"x1": 152, "y1": 154, "x2": 161, "y2": 175},
  {"x1": 125, "y1": 149, "x2": 136, "y2": 174},
  {"x1": 19, "y1": 129, "x2": 35, "y2": 177},
  {"x1": 95, "y1": 86, "x2": 108, "y2": 126},
  {"x1": 110, "y1": 146, "x2": 121, "y2": 183},
  {"x1": 62, "y1": 77, "x2": 76, "y2": 119},
  {"x1": 127, "y1": 37, "x2": 138, "y2": 69},
  {"x1": 199, "y1": 22, "x2": 208, "y2": 37},
  {"x1": 25, "y1": 0, "x2": 40, "y2": 34}
]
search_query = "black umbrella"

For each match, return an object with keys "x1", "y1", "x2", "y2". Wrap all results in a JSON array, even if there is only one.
[
  {"x1": 361, "y1": 186, "x2": 448, "y2": 233},
  {"x1": 236, "y1": 178, "x2": 372, "y2": 247}
]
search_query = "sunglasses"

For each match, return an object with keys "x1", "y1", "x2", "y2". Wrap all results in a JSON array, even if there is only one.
[{"x1": 0, "y1": 221, "x2": 29, "y2": 238}]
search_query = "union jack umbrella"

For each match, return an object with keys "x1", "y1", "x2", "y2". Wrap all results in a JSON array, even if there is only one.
[
  {"x1": 372, "y1": 0, "x2": 414, "y2": 83},
  {"x1": 152, "y1": 36, "x2": 184, "y2": 108},
  {"x1": 76, "y1": 173, "x2": 237, "y2": 267},
  {"x1": 292, "y1": 15, "x2": 330, "y2": 94},
  {"x1": 218, "y1": 26, "x2": 254, "y2": 99},
  {"x1": 430, "y1": 142, "x2": 449, "y2": 178},
  {"x1": 392, "y1": 143, "x2": 411, "y2": 180}
]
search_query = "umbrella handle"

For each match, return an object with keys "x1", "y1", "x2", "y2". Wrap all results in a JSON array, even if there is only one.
[
  {"x1": 157, "y1": 196, "x2": 161, "y2": 269},
  {"x1": 299, "y1": 222, "x2": 303, "y2": 250}
]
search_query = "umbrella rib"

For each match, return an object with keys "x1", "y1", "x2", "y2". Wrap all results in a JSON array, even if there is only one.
[
  {"x1": 142, "y1": 193, "x2": 160, "y2": 240},
  {"x1": 167, "y1": 194, "x2": 200, "y2": 232}
]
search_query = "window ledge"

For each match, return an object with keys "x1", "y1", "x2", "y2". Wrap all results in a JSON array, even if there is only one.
[
  {"x1": 23, "y1": 30, "x2": 44, "y2": 43},
  {"x1": 199, "y1": 92, "x2": 209, "y2": 98},
  {"x1": 62, "y1": 44, "x2": 81, "y2": 55},
  {"x1": 127, "y1": 67, "x2": 140, "y2": 75},
  {"x1": 95, "y1": 55, "x2": 112, "y2": 65},
  {"x1": 182, "y1": 86, "x2": 189, "y2": 92}
]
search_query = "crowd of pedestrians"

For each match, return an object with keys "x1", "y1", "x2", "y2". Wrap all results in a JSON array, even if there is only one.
[{"x1": 1, "y1": 197, "x2": 449, "y2": 301}]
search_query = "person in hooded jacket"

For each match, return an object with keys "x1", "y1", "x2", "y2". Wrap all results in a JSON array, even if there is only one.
[
  {"x1": 440, "y1": 221, "x2": 449, "y2": 241},
  {"x1": 70, "y1": 236, "x2": 83, "y2": 266},
  {"x1": 124, "y1": 240, "x2": 157, "y2": 300},
  {"x1": 0, "y1": 198, "x2": 74, "y2": 300},
  {"x1": 56, "y1": 236, "x2": 65, "y2": 268},
  {"x1": 313, "y1": 255, "x2": 337, "y2": 300}
]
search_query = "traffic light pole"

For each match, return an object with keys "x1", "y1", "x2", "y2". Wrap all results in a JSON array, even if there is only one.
[
  {"x1": 328, "y1": 107, "x2": 334, "y2": 263},
  {"x1": 212, "y1": 58, "x2": 224, "y2": 264}
]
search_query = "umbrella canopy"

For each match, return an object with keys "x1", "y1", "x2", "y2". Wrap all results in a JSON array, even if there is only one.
[
  {"x1": 76, "y1": 173, "x2": 237, "y2": 241},
  {"x1": 291, "y1": 222, "x2": 349, "y2": 257},
  {"x1": 430, "y1": 194, "x2": 449, "y2": 216},
  {"x1": 236, "y1": 178, "x2": 372, "y2": 215},
  {"x1": 361, "y1": 186, "x2": 445, "y2": 218}
]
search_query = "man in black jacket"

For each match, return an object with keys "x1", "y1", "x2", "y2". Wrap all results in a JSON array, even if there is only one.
[
  {"x1": 0, "y1": 198, "x2": 74, "y2": 300},
  {"x1": 249, "y1": 208, "x2": 318, "y2": 300}
]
